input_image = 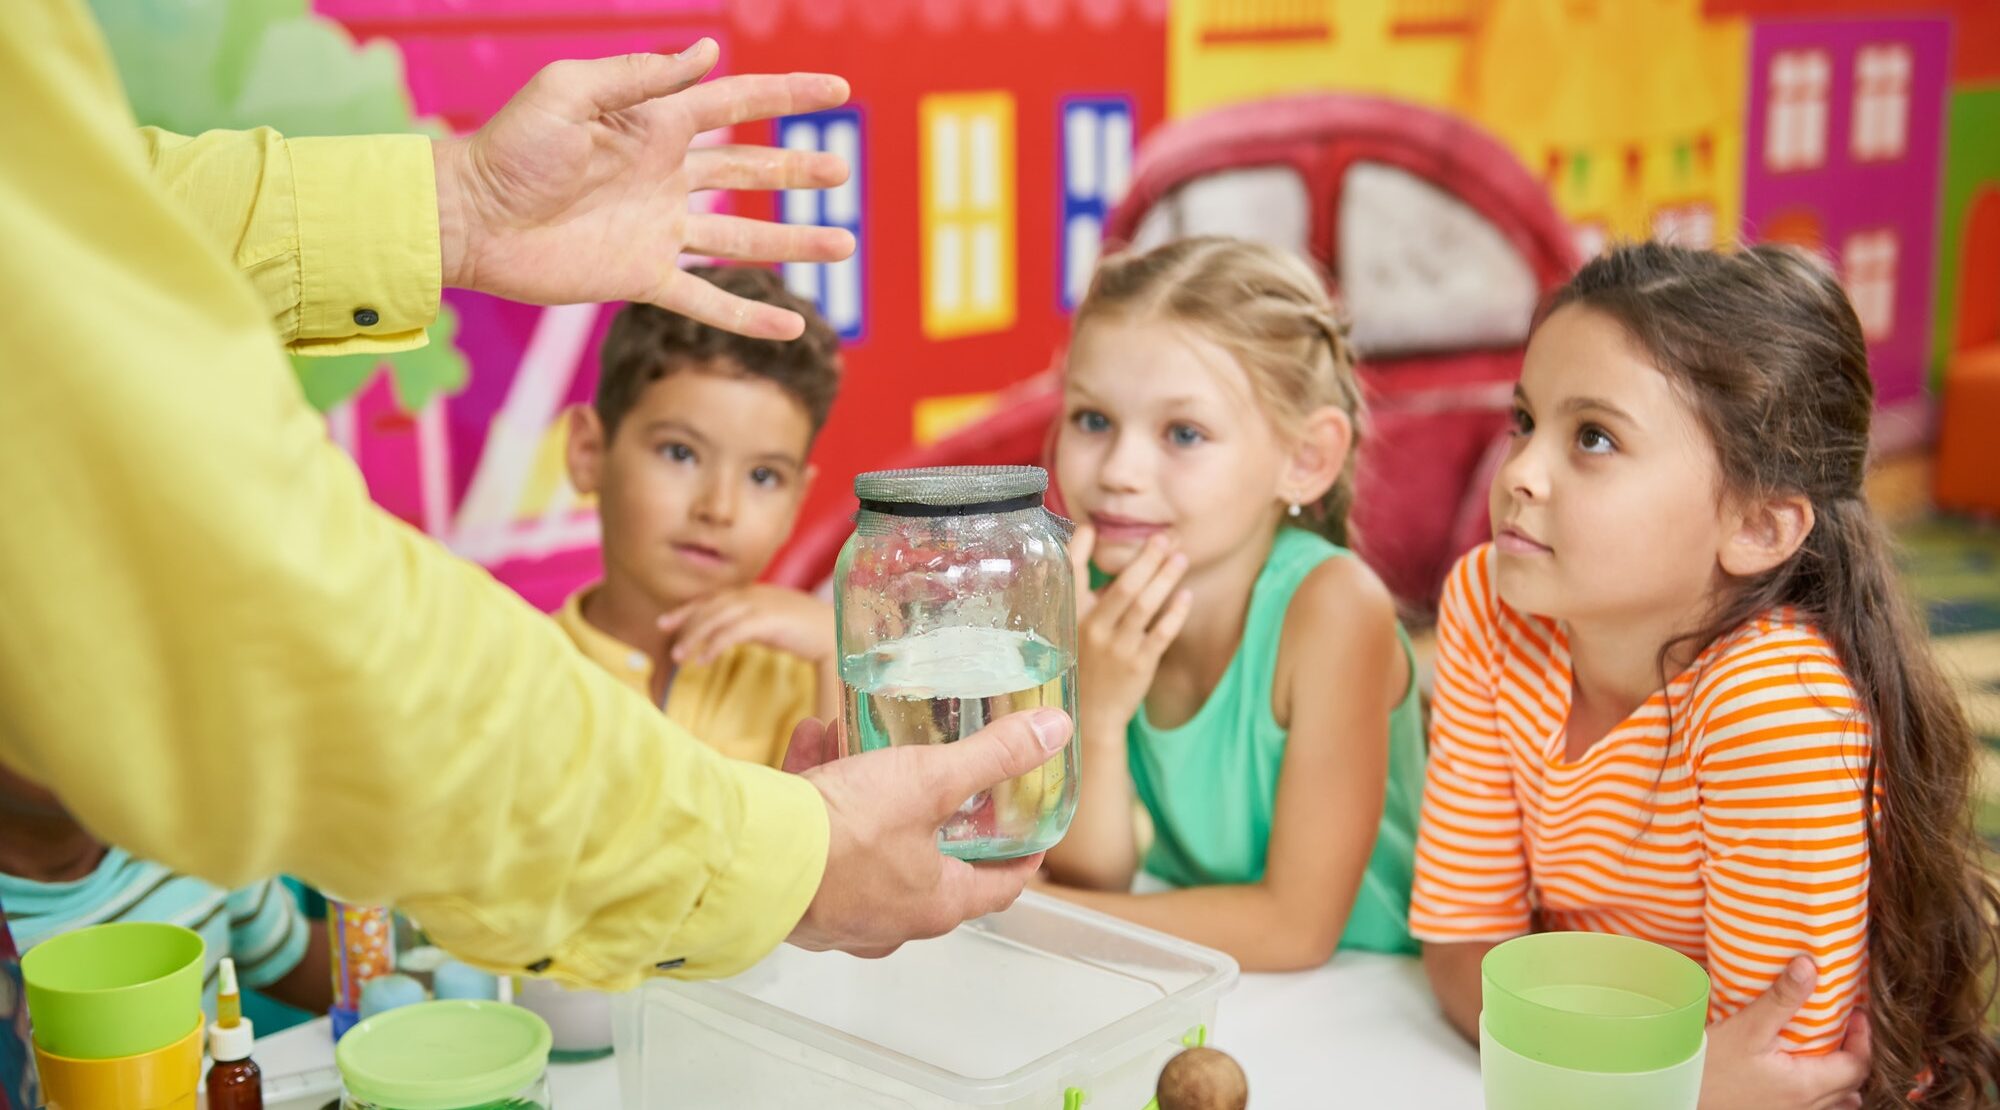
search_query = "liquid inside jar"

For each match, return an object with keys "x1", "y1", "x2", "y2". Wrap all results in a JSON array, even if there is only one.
[{"x1": 840, "y1": 626, "x2": 1078, "y2": 860}]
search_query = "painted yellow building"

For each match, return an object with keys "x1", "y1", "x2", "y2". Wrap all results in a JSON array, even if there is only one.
[
  {"x1": 1169, "y1": 0, "x2": 1481, "y2": 118},
  {"x1": 1461, "y1": 0, "x2": 1746, "y2": 249},
  {"x1": 1169, "y1": 0, "x2": 1750, "y2": 252}
]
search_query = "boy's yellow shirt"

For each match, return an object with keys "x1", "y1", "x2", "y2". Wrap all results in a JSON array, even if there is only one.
[{"x1": 556, "y1": 587, "x2": 819, "y2": 769}]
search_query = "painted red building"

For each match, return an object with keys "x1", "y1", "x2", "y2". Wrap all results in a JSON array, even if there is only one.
[
  {"x1": 314, "y1": 0, "x2": 1164, "y2": 606},
  {"x1": 724, "y1": 0, "x2": 1168, "y2": 533}
]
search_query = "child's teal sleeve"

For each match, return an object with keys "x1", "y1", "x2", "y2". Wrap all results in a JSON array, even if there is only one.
[{"x1": 226, "y1": 877, "x2": 310, "y2": 990}]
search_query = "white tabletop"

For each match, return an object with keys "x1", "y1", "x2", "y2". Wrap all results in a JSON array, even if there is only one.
[
  {"x1": 255, "y1": 951, "x2": 1479, "y2": 1108},
  {"x1": 1212, "y1": 952, "x2": 1481, "y2": 1108}
]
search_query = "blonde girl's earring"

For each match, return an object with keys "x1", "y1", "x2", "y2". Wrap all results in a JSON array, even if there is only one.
[{"x1": 1287, "y1": 502, "x2": 1303, "y2": 518}]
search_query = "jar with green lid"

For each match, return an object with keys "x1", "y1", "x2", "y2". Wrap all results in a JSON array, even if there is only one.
[{"x1": 336, "y1": 1000, "x2": 552, "y2": 1109}]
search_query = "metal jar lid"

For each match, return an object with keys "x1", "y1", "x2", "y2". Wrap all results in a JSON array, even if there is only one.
[{"x1": 853, "y1": 466, "x2": 1048, "y2": 518}]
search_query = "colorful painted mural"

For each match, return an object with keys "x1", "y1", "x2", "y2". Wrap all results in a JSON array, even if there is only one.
[
  {"x1": 1739, "y1": 16, "x2": 1949, "y2": 424},
  {"x1": 99, "y1": 0, "x2": 2000, "y2": 609}
]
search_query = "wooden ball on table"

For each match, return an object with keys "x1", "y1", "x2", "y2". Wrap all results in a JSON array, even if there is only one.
[{"x1": 1156, "y1": 1046, "x2": 1249, "y2": 1110}]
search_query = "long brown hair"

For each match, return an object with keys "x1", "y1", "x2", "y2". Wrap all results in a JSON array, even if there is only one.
[
  {"x1": 1075, "y1": 237, "x2": 1365, "y2": 546},
  {"x1": 1549, "y1": 241, "x2": 2000, "y2": 1106}
]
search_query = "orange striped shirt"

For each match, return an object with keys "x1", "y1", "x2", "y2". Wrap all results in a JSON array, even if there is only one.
[{"x1": 1411, "y1": 545, "x2": 1871, "y2": 1051}]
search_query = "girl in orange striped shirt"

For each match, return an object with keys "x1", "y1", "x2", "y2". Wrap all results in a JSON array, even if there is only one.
[{"x1": 1411, "y1": 243, "x2": 1998, "y2": 1108}]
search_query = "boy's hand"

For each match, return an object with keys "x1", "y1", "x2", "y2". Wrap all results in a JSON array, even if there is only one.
[
  {"x1": 1698, "y1": 957, "x2": 1870, "y2": 1110},
  {"x1": 783, "y1": 716, "x2": 841, "y2": 773},
  {"x1": 1069, "y1": 527, "x2": 1191, "y2": 735},
  {"x1": 658, "y1": 585, "x2": 835, "y2": 666}
]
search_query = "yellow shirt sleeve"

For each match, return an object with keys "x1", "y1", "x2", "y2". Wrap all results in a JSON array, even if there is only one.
[
  {"x1": 0, "y1": 0, "x2": 828, "y2": 990},
  {"x1": 136, "y1": 127, "x2": 441, "y2": 356}
]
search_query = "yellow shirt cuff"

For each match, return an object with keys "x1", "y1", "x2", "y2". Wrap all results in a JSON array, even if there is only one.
[
  {"x1": 287, "y1": 134, "x2": 439, "y2": 356},
  {"x1": 654, "y1": 762, "x2": 830, "y2": 980},
  {"x1": 404, "y1": 759, "x2": 828, "y2": 991}
]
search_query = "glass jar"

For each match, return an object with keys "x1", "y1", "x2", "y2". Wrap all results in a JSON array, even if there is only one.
[
  {"x1": 336, "y1": 1000, "x2": 552, "y2": 1109},
  {"x1": 835, "y1": 466, "x2": 1080, "y2": 860}
]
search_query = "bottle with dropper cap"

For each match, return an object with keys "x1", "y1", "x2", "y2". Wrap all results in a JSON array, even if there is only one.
[{"x1": 207, "y1": 957, "x2": 263, "y2": 1110}]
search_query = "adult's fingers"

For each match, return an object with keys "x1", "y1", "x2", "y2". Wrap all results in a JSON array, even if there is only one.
[
  {"x1": 687, "y1": 144, "x2": 848, "y2": 192},
  {"x1": 677, "y1": 71, "x2": 850, "y2": 133},
  {"x1": 532, "y1": 45, "x2": 719, "y2": 122},
  {"x1": 932, "y1": 853, "x2": 1044, "y2": 931},
  {"x1": 917, "y1": 710, "x2": 1071, "y2": 824},
  {"x1": 683, "y1": 212, "x2": 853, "y2": 264},
  {"x1": 649, "y1": 271, "x2": 806, "y2": 340}
]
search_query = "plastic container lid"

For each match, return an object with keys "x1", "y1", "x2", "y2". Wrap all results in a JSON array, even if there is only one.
[
  {"x1": 1481, "y1": 932, "x2": 1709, "y2": 1074},
  {"x1": 336, "y1": 1000, "x2": 551, "y2": 1109},
  {"x1": 642, "y1": 891, "x2": 1239, "y2": 1102},
  {"x1": 21, "y1": 921, "x2": 205, "y2": 1059}
]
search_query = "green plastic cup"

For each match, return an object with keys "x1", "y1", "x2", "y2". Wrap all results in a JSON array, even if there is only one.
[
  {"x1": 1481, "y1": 932, "x2": 1709, "y2": 1073},
  {"x1": 1481, "y1": 1016, "x2": 1705, "y2": 1110},
  {"x1": 22, "y1": 922, "x2": 205, "y2": 1059}
]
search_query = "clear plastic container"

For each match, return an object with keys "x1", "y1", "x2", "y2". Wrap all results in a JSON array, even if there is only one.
[
  {"x1": 835, "y1": 466, "x2": 1081, "y2": 860},
  {"x1": 612, "y1": 892, "x2": 1239, "y2": 1108}
]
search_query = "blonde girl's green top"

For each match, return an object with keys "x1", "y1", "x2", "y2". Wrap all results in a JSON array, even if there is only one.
[{"x1": 1117, "y1": 528, "x2": 1426, "y2": 956}]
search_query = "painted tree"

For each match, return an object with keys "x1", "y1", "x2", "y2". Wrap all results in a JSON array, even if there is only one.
[{"x1": 90, "y1": 0, "x2": 468, "y2": 413}]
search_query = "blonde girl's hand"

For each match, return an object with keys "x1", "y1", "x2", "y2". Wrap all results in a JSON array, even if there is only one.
[{"x1": 1068, "y1": 526, "x2": 1193, "y2": 732}]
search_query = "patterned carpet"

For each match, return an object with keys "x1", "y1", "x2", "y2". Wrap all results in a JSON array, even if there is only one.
[{"x1": 1896, "y1": 516, "x2": 2000, "y2": 842}]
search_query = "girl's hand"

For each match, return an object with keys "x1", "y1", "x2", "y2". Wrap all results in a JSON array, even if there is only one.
[
  {"x1": 1699, "y1": 956, "x2": 1871, "y2": 1110},
  {"x1": 1069, "y1": 526, "x2": 1192, "y2": 732}
]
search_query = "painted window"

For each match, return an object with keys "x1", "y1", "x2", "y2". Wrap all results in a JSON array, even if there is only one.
[
  {"x1": 1851, "y1": 43, "x2": 1912, "y2": 163},
  {"x1": 778, "y1": 108, "x2": 865, "y2": 339},
  {"x1": 1060, "y1": 96, "x2": 1135, "y2": 310},
  {"x1": 1843, "y1": 228, "x2": 1898, "y2": 341},
  {"x1": 921, "y1": 92, "x2": 1016, "y2": 338},
  {"x1": 1765, "y1": 49, "x2": 1830, "y2": 172},
  {"x1": 1573, "y1": 221, "x2": 1609, "y2": 261},
  {"x1": 1651, "y1": 203, "x2": 1717, "y2": 249}
]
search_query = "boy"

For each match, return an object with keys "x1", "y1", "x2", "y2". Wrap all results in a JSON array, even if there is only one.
[
  {"x1": 0, "y1": 763, "x2": 332, "y2": 1023},
  {"x1": 559, "y1": 266, "x2": 842, "y2": 768}
]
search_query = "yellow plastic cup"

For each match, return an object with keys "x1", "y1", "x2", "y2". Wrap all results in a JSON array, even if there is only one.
[
  {"x1": 33, "y1": 1020, "x2": 203, "y2": 1110},
  {"x1": 22, "y1": 921, "x2": 205, "y2": 1059}
]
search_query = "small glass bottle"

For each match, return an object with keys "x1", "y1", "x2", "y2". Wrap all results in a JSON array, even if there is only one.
[{"x1": 207, "y1": 958, "x2": 262, "y2": 1110}]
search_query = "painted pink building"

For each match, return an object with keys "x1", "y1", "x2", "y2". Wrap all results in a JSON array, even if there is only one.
[
  {"x1": 314, "y1": 1, "x2": 728, "y2": 610},
  {"x1": 1740, "y1": 15, "x2": 1949, "y2": 436}
]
